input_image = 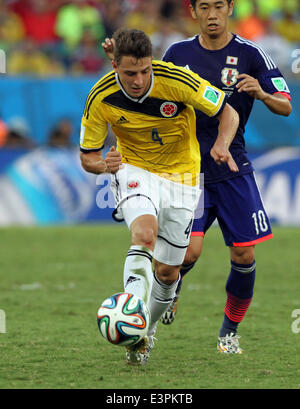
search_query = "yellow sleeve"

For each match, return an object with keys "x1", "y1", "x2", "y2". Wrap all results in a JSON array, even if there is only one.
[
  {"x1": 155, "y1": 61, "x2": 227, "y2": 117},
  {"x1": 80, "y1": 97, "x2": 108, "y2": 152},
  {"x1": 152, "y1": 61, "x2": 226, "y2": 117},
  {"x1": 186, "y1": 76, "x2": 227, "y2": 117}
]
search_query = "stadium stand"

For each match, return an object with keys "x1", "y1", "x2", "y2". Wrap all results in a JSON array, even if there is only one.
[{"x1": 0, "y1": 0, "x2": 298, "y2": 76}]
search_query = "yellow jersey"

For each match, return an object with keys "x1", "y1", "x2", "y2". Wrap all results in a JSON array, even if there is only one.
[{"x1": 80, "y1": 60, "x2": 227, "y2": 185}]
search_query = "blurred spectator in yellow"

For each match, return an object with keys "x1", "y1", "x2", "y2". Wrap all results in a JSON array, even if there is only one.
[
  {"x1": 8, "y1": 39, "x2": 65, "y2": 76},
  {"x1": 0, "y1": 0, "x2": 25, "y2": 52},
  {"x1": 275, "y1": 9, "x2": 300, "y2": 43},
  {"x1": 47, "y1": 118, "x2": 73, "y2": 148},
  {"x1": 55, "y1": 0, "x2": 105, "y2": 51},
  {"x1": 124, "y1": 0, "x2": 161, "y2": 36}
]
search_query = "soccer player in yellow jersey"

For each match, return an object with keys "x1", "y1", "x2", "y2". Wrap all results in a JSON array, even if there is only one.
[{"x1": 80, "y1": 28, "x2": 239, "y2": 365}]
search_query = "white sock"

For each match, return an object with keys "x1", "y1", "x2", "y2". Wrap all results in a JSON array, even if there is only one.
[
  {"x1": 123, "y1": 245, "x2": 153, "y2": 304},
  {"x1": 147, "y1": 273, "x2": 180, "y2": 336}
]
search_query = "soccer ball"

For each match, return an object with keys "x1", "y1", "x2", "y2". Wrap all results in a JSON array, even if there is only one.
[{"x1": 97, "y1": 292, "x2": 150, "y2": 346}]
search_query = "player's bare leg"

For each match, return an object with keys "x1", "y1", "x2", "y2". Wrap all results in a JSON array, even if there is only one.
[{"x1": 161, "y1": 235, "x2": 203, "y2": 324}]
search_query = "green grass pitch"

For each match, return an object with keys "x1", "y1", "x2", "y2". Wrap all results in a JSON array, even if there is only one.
[{"x1": 0, "y1": 224, "x2": 300, "y2": 389}]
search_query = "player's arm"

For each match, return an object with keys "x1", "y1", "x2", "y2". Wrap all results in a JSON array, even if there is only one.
[
  {"x1": 185, "y1": 74, "x2": 239, "y2": 172},
  {"x1": 80, "y1": 98, "x2": 122, "y2": 174},
  {"x1": 236, "y1": 74, "x2": 292, "y2": 116},
  {"x1": 210, "y1": 103, "x2": 239, "y2": 172},
  {"x1": 80, "y1": 146, "x2": 122, "y2": 175}
]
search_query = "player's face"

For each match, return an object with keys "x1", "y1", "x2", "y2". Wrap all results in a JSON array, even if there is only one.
[
  {"x1": 191, "y1": 0, "x2": 233, "y2": 39},
  {"x1": 113, "y1": 56, "x2": 153, "y2": 98}
]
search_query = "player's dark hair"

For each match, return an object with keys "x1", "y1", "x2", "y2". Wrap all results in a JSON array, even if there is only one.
[
  {"x1": 190, "y1": 0, "x2": 232, "y2": 9},
  {"x1": 113, "y1": 28, "x2": 152, "y2": 65}
]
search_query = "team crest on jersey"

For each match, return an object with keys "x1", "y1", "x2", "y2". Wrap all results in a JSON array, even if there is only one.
[
  {"x1": 221, "y1": 68, "x2": 239, "y2": 87},
  {"x1": 160, "y1": 102, "x2": 178, "y2": 118},
  {"x1": 127, "y1": 180, "x2": 140, "y2": 190}
]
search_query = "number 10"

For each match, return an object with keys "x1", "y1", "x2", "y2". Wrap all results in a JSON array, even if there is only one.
[{"x1": 252, "y1": 210, "x2": 268, "y2": 235}]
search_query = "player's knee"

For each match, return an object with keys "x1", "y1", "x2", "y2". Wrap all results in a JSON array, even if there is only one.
[
  {"x1": 131, "y1": 226, "x2": 156, "y2": 248},
  {"x1": 231, "y1": 246, "x2": 255, "y2": 265},
  {"x1": 130, "y1": 215, "x2": 158, "y2": 249},
  {"x1": 155, "y1": 262, "x2": 180, "y2": 285},
  {"x1": 184, "y1": 245, "x2": 201, "y2": 265}
]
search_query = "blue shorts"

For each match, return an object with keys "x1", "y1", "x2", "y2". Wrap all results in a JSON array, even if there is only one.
[{"x1": 192, "y1": 172, "x2": 273, "y2": 247}]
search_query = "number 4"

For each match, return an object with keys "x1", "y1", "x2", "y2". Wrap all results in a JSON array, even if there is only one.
[
  {"x1": 152, "y1": 128, "x2": 163, "y2": 145},
  {"x1": 184, "y1": 219, "x2": 193, "y2": 239}
]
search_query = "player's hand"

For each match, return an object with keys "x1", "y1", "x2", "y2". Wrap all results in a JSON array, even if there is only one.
[
  {"x1": 210, "y1": 143, "x2": 239, "y2": 173},
  {"x1": 101, "y1": 38, "x2": 115, "y2": 61},
  {"x1": 105, "y1": 146, "x2": 123, "y2": 174},
  {"x1": 236, "y1": 74, "x2": 267, "y2": 100}
]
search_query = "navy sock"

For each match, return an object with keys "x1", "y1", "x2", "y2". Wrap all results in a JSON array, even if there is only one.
[
  {"x1": 219, "y1": 260, "x2": 256, "y2": 337},
  {"x1": 176, "y1": 262, "x2": 196, "y2": 295},
  {"x1": 180, "y1": 262, "x2": 196, "y2": 279},
  {"x1": 219, "y1": 314, "x2": 239, "y2": 337},
  {"x1": 226, "y1": 260, "x2": 256, "y2": 299}
]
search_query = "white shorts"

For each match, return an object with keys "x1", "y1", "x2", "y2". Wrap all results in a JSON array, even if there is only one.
[{"x1": 110, "y1": 164, "x2": 201, "y2": 265}]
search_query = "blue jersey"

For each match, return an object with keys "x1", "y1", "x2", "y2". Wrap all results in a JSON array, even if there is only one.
[{"x1": 163, "y1": 34, "x2": 291, "y2": 184}]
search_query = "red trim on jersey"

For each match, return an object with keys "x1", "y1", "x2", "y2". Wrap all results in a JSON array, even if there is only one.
[
  {"x1": 190, "y1": 231, "x2": 205, "y2": 237},
  {"x1": 273, "y1": 91, "x2": 291, "y2": 101},
  {"x1": 233, "y1": 233, "x2": 273, "y2": 247}
]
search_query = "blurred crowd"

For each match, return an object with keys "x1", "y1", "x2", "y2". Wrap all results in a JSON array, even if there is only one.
[{"x1": 0, "y1": 0, "x2": 299, "y2": 78}]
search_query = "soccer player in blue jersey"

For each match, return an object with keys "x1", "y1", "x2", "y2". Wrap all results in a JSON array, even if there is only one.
[{"x1": 160, "y1": 0, "x2": 292, "y2": 353}]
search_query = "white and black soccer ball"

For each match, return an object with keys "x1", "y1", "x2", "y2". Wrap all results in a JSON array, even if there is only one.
[{"x1": 97, "y1": 293, "x2": 150, "y2": 346}]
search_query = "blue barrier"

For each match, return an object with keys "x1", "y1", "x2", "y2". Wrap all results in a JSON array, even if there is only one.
[
  {"x1": 0, "y1": 147, "x2": 113, "y2": 225},
  {"x1": 0, "y1": 147, "x2": 299, "y2": 226},
  {"x1": 0, "y1": 76, "x2": 299, "y2": 149},
  {"x1": 0, "y1": 76, "x2": 98, "y2": 146}
]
